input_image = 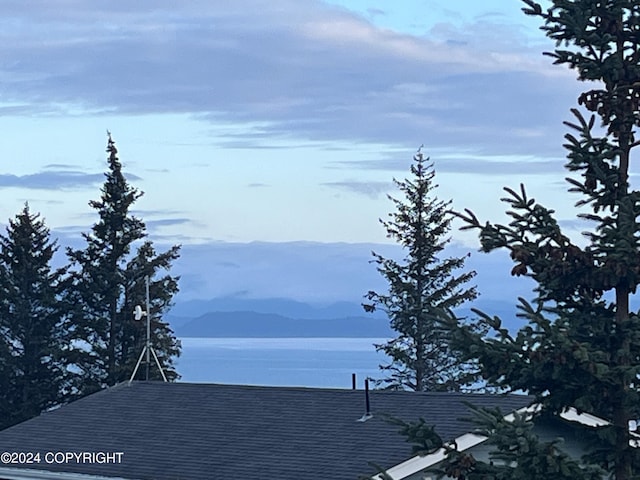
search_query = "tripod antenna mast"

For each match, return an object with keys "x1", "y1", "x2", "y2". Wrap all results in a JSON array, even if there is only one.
[{"x1": 129, "y1": 275, "x2": 168, "y2": 383}]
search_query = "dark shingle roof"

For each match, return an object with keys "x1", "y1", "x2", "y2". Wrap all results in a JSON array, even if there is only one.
[{"x1": 0, "y1": 382, "x2": 531, "y2": 480}]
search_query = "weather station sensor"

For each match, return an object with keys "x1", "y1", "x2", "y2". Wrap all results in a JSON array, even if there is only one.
[{"x1": 129, "y1": 275, "x2": 168, "y2": 383}]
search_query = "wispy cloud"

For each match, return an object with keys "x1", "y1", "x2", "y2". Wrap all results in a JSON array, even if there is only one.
[
  {"x1": 131, "y1": 208, "x2": 186, "y2": 217},
  {"x1": 0, "y1": 171, "x2": 104, "y2": 190},
  {"x1": 146, "y1": 218, "x2": 193, "y2": 229},
  {"x1": 331, "y1": 151, "x2": 566, "y2": 175},
  {"x1": 322, "y1": 180, "x2": 391, "y2": 199},
  {"x1": 43, "y1": 163, "x2": 81, "y2": 170},
  {"x1": 0, "y1": 0, "x2": 579, "y2": 159}
]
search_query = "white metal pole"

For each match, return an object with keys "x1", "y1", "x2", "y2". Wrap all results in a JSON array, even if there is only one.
[{"x1": 145, "y1": 275, "x2": 150, "y2": 381}]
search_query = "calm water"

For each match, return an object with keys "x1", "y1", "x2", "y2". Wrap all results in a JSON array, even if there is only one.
[{"x1": 175, "y1": 337, "x2": 390, "y2": 388}]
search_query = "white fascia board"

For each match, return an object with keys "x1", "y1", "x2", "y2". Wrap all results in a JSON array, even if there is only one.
[
  {"x1": 559, "y1": 407, "x2": 640, "y2": 447},
  {"x1": 0, "y1": 467, "x2": 134, "y2": 480},
  {"x1": 372, "y1": 432, "x2": 487, "y2": 480},
  {"x1": 560, "y1": 407, "x2": 609, "y2": 427}
]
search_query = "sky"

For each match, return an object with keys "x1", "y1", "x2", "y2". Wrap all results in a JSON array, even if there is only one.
[{"x1": 0, "y1": 1, "x2": 600, "y2": 303}]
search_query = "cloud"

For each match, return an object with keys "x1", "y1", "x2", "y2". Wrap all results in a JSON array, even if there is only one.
[
  {"x1": 332, "y1": 151, "x2": 566, "y2": 175},
  {"x1": 433, "y1": 157, "x2": 565, "y2": 176},
  {"x1": 131, "y1": 208, "x2": 185, "y2": 217},
  {"x1": 0, "y1": 170, "x2": 105, "y2": 190},
  {"x1": 51, "y1": 209, "x2": 197, "y2": 246},
  {"x1": 145, "y1": 218, "x2": 193, "y2": 229},
  {"x1": 130, "y1": 212, "x2": 202, "y2": 238},
  {"x1": 43, "y1": 163, "x2": 81, "y2": 170},
  {"x1": 321, "y1": 180, "x2": 392, "y2": 198},
  {"x1": 0, "y1": 1, "x2": 580, "y2": 159}
]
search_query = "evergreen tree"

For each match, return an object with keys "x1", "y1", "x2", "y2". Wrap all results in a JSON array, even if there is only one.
[
  {"x1": 0, "y1": 204, "x2": 68, "y2": 429},
  {"x1": 438, "y1": 1, "x2": 640, "y2": 478},
  {"x1": 66, "y1": 133, "x2": 181, "y2": 394},
  {"x1": 363, "y1": 149, "x2": 478, "y2": 391}
]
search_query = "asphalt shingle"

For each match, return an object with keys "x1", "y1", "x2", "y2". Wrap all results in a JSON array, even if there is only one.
[{"x1": 0, "y1": 382, "x2": 531, "y2": 480}]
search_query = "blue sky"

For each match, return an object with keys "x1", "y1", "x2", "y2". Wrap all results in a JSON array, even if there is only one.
[{"x1": 0, "y1": 1, "x2": 593, "y2": 302}]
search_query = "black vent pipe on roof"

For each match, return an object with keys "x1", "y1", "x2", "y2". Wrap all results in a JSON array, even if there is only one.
[
  {"x1": 357, "y1": 377, "x2": 373, "y2": 422},
  {"x1": 365, "y1": 378, "x2": 371, "y2": 414}
]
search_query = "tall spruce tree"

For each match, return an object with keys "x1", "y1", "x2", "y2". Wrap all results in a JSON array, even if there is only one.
[
  {"x1": 363, "y1": 149, "x2": 478, "y2": 391},
  {"x1": 0, "y1": 204, "x2": 68, "y2": 429},
  {"x1": 432, "y1": 1, "x2": 640, "y2": 478},
  {"x1": 66, "y1": 133, "x2": 181, "y2": 393}
]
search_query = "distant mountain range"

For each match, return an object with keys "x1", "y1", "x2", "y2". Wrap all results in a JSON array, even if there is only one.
[
  {"x1": 169, "y1": 296, "x2": 381, "y2": 320},
  {"x1": 172, "y1": 311, "x2": 393, "y2": 338},
  {"x1": 168, "y1": 296, "x2": 525, "y2": 338}
]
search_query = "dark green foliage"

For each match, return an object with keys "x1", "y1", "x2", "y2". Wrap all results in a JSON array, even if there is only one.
[
  {"x1": 0, "y1": 204, "x2": 68, "y2": 429},
  {"x1": 364, "y1": 416, "x2": 446, "y2": 480},
  {"x1": 379, "y1": 404, "x2": 605, "y2": 480},
  {"x1": 121, "y1": 241, "x2": 181, "y2": 382},
  {"x1": 386, "y1": 415, "x2": 445, "y2": 455},
  {"x1": 364, "y1": 149, "x2": 478, "y2": 391},
  {"x1": 66, "y1": 133, "x2": 181, "y2": 393},
  {"x1": 440, "y1": 1, "x2": 640, "y2": 478},
  {"x1": 435, "y1": 405, "x2": 604, "y2": 480}
]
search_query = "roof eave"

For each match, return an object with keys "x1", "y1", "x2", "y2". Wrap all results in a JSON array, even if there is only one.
[{"x1": 0, "y1": 466, "x2": 136, "y2": 480}]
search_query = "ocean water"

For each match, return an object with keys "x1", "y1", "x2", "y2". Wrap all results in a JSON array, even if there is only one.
[{"x1": 175, "y1": 337, "x2": 390, "y2": 388}]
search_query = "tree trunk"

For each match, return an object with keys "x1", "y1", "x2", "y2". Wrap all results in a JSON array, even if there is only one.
[
  {"x1": 108, "y1": 297, "x2": 117, "y2": 386},
  {"x1": 614, "y1": 133, "x2": 632, "y2": 480}
]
